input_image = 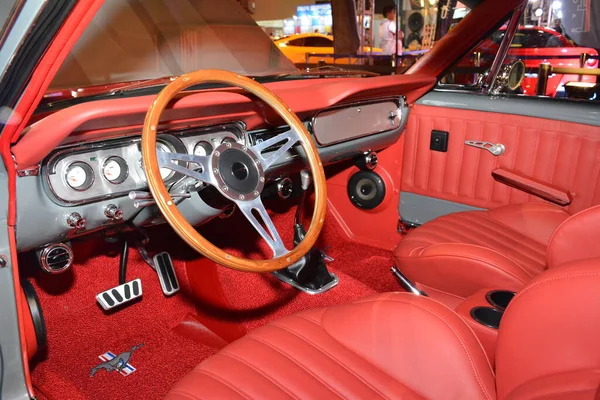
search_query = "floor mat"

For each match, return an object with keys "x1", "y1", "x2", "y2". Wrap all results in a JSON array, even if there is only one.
[{"x1": 27, "y1": 243, "x2": 217, "y2": 400}]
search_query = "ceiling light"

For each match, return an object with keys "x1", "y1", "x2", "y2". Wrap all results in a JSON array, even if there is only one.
[
  {"x1": 534, "y1": 7, "x2": 543, "y2": 17},
  {"x1": 552, "y1": 1, "x2": 562, "y2": 9},
  {"x1": 557, "y1": 10, "x2": 563, "y2": 18}
]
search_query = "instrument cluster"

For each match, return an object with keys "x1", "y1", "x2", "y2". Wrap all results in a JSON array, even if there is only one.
[{"x1": 43, "y1": 123, "x2": 246, "y2": 205}]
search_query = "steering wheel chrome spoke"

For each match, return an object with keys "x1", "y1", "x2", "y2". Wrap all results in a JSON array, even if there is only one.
[
  {"x1": 235, "y1": 197, "x2": 288, "y2": 258},
  {"x1": 157, "y1": 150, "x2": 212, "y2": 183},
  {"x1": 250, "y1": 127, "x2": 301, "y2": 170}
]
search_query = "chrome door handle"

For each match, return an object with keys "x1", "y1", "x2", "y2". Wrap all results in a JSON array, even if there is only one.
[{"x1": 465, "y1": 140, "x2": 506, "y2": 156}]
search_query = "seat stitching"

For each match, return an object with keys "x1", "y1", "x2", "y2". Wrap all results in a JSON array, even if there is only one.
[
  {"x1": 396, "y1": 253, "x2": 530, "y2": 283},
  {"x1": 509, "y1": 272, "x2": 600, "y2": 306},
  {"x1": 286, "y1": 314, "x2": 414, "y2": 399},
  {"x1": 218, "y1": 352, "x2": 300, "y2": 400},
  {"x1": 245, "y1": 335, "x2": 345, "y2": 399},
  {"x1": 348, "y1": 298, "x2": 495, "y2": 400},
  {"x1": 443, "y1": 215, "x2": 546, "y2": 268},
  {"x1": 193, "y1": 366, "x2": 254, "y2": 400},
  {"x1": 424, "y1": 218, "x2": 544, "y2": 275},
  {"x1": 169, "y1": 389, "x2": 206, "y2": 400},
  {"x1": 271, "y1": 322, "x2": 389, "y2": 399}
]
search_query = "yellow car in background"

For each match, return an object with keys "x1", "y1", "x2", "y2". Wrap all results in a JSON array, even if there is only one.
[{"x1": 274, "y1": 33, "x2": 381, "y2": 64}]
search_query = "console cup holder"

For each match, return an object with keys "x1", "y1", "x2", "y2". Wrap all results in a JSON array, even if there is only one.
[
  {"x1": 470, "y1": 306, "x2": 503, "y2": 329},
  {"x1": 486, "y1": 290, "x2": 516, "y2": 310}
]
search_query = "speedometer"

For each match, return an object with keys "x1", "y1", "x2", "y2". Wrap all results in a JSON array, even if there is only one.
[
  {"x1": 102, "y1": 156, "x2": 128, "y2": 184},
  {"x1": 65, "y1": 162, "x2": 94, "y2": 191},
  {"x1": 156, "y1": 142, "x2": 175, "y2": 180}
]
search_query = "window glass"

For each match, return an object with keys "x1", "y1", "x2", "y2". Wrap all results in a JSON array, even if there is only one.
[
  {"x1": 303, "y1": 37, "x2": 333, "y2": 47},
  {"x1": 287, "y1": 38, "x2": 305, "y2": 47}
]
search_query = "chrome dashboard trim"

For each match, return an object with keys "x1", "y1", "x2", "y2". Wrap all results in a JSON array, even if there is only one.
[
  {"x1": 41, "y1": 123, "x2": 247, "y2": 206},
  {"x1": 310, "y1": 97, "x2": 405, "y2": 146}
]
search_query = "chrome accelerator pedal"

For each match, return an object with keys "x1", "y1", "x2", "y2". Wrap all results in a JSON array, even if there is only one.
[
  {"x1": 152, "y1": 252, "x2": 180, "y2": 296},
  {"x1": 96, "y1": 279, "x2": 142, "y2": 310}
]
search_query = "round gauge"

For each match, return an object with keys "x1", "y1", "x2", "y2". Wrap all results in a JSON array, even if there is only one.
[
  {"x1": 65, "y1": 162, "x2": 94, "y2": 191},
  {"x1": 102, "y1": 156, "x2": 128, "y2": 184},
  {"x1": 220, "y1": 137, "x2": 237, "y2": 145},
  {"x1": 193, "y1": 141, "x2": 213, "y2": 157},
  {"x1": 156, "y1": 141, "x2": 175, "y2": 180}
]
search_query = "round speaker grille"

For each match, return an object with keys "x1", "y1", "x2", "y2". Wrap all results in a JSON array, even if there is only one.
[{"x1": 347, "y1": 171, "x2": 386, "y2": 210}]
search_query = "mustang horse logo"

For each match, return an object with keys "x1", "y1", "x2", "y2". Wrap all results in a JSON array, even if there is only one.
[{"x1": 90, "y1": 344, "x2": 143, "y2": 377}]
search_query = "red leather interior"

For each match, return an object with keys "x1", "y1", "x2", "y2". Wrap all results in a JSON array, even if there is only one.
[
  {"x1": 496, "y1": 258, "x2": 600, "y2": 399},
  {"x1": 455, "y1": 289, "x2": 500, "y2": 366},
  {"x1": 167, "y1": 258, "x2": 600, "y2": 400},
  {"x1": 166, "y1": 292, "x2": 496, "y2": 400},
  {"x1": 492, "y1": 168, "x2": 573, "y2": 206},
  {"x1": 402, "y1": 105, "x2": 600, "y2": 215},
  {"x1": 394, "y1": 202, "x2": 568, "y2": 298},
  {"x1": 546, "y1": 205, "x2": 600, "y2": 269}
]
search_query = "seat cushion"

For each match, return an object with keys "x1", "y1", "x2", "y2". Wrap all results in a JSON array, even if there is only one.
[
  {"x1": 394, "y1": 202, "x2": 569, "y2": 299},
  {"x1": 166, "y1": 293, "x2": 496, "y2": 400}
]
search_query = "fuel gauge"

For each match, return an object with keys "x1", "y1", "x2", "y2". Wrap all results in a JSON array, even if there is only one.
[
  {"x1": 102, "y1": 156, "x2": 128, "y2": 184},
  {"x1": 65, "y1": 162, "x2": 94, "y2": 191}
]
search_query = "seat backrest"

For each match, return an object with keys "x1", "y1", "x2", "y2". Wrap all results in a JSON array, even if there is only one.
[
  {"x1": 495, "y1": 258, "x2": 600, "y2": 400},
  {"x1": 547, "y1": 204, "x2": 600, "y2": 269}
]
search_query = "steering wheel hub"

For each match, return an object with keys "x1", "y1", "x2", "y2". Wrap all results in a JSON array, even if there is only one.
[{"x1": 211, "y1": 142, "x2": 264, "y2": 201}]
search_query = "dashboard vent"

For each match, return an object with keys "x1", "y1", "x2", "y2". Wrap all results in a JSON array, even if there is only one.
[{"x1": 39, "y1": 243, "x2": 74, "y2": 274}]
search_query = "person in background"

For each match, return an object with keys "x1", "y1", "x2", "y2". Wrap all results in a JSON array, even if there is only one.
[
  {"x1": 365, "y1": 27, "x2": 372, "y2": 47},
  {"x1": 379, "y1": 5, "x2": 403, "y2": 55},
  {"x1": 553, "y1": 19, "x2": 563, "y2": 35}
]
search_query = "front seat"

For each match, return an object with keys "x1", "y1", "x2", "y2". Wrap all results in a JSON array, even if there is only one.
[
  {"x1": 166, "y1": 258, "x2": 600, "y2": 400},
  {"x1": 394, "y1": 202, "x2": 600, "y2": 300}
]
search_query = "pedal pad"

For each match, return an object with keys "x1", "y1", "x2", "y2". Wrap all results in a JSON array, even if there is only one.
[
  {"x1": 152, "y1": 252, "x2": 180, "y2": 296},
  {"x1": 96, "y1": 279, "x2": 142, "y2": 310}
]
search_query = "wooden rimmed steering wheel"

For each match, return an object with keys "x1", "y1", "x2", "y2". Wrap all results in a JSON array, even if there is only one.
[{"x1": 141, "y1": 70, "x2": 327, "y2": 273}]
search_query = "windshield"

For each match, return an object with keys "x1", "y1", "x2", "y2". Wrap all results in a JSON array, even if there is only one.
[
  {"x1": 49, "y1": 0, "x2": 297, "y2": 90},
  {"x1": 45, "y1": 0, "x2": 478, "y2": 103}
]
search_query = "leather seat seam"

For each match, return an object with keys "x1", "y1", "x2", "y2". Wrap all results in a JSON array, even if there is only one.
[
  {"x1": 349, "y1": 298, "x2": 495, "y2": 400},
  {"x1": 509, "y1": 272, "x2": 600, "y2": 308},
  {"x1": 292, "y1": 314, "x2": 413, "y2": 399},
  {"x1": 194, "y1": 365, "x2": 254, "y2": 400},
  {"x1": 397, "y1": 253, "x2": 531, "y2": 283},
  {"x1": 269, "y1": 321, "x2": 392, "y2": 400},
  {"x1": 439, "y1": 215, "x2": 547, "y2": 273},
  {"x1": 218, "y1": 351, "x2": 300, "y2": 400},
  {"x1": 409, "y1": 224, "x2": 544, "y2": 274},
  {"x1": 170, "y1": 389, "x2": 206, "y2": 400},
  {"x1": 245, "y1": 335, "x2": 346, "y2": 399}
]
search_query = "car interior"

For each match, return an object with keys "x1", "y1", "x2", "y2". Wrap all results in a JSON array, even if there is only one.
[{"x1": 1, "y1": 0, "x2": 599, "y2": 399}]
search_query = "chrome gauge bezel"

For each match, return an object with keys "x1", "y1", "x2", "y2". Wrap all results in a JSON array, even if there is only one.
[
  {"x1": 101, "y1": 156, "x2": 129, "y2": 184},
  {"x1": 41, "y1": 122, "x2": 248, "y2": 206},
  {"x1": 64, "y1": 161, "x2": 94, "y2": 191}
]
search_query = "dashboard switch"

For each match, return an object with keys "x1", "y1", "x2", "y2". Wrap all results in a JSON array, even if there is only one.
[
  {"x1": 66, "y1": 212, "x2": 86, "y2": 229},
  {"x1": 104, "y1": 204, "x2": 124, "y2": 220}
]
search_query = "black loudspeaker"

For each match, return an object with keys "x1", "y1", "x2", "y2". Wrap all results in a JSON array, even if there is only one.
[{"x1": 348, "y1": 171, "x2": 386, "y2": 210}]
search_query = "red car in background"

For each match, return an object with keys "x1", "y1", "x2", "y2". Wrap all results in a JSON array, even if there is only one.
[
  {"x1": 485, "y1": 26, "x2": 598, "y2": 96},
  {"x1": 451, "y1": 26, "x2": 598, "y2": 97}
]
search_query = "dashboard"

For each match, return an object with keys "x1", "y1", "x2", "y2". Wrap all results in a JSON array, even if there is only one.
[
  {"x1": 43, "y1": 123, "x2": 245, "y2": 205},
  {"x1": 15, "y1": 96, "x2": 409, "y2": 252}
]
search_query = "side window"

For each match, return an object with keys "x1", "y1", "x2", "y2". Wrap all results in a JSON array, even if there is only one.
[
  {"x1": 287, "y1": 38, "x2": 305, "y2": 47},
  {"x1": 303, "y1": 37, "x2": 333, "y2": 47},
  {"x1": 438, "y1": 19, "x2": 511, "y2": 89}
]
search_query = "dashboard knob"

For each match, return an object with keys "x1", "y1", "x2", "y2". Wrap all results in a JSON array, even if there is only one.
[
  {"x1": 104, "y1": 204, "x2": 123, "y2": 220},
  {"x1": 66, "y1": 212, "x2": 86, "y2": 229},
  {"x1": 277, "y1": 177, "x2": 293, "y2": 199}
]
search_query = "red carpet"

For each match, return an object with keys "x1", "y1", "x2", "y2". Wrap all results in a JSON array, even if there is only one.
[
  {"x1": 26, "y1": 243, "x2": 217, "y2": 400},
  {"x1": 26, "y1": 196, "x2": 399, "y2": 400}
]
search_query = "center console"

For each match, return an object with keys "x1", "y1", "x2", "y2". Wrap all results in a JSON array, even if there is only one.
[{"x1": 455, "y1": 289, "x2": 516, "y2": 365}]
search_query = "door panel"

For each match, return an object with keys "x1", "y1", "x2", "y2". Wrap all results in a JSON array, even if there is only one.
[{"x1": 400, "y1": 93, "x2": 600, "y2": 224}]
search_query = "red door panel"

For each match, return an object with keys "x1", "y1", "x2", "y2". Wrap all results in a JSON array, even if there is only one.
[{"x1": 401, "y1": 104, "x2": 600, "y2": 214}]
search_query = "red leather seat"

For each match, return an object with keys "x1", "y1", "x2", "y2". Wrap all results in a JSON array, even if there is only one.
[
  {"x1": 394, "y1": 202, "x2": 600, "y2": 301},
  {"x1": 166, "y1": 258, "x2": 600, "y2": 399}
]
